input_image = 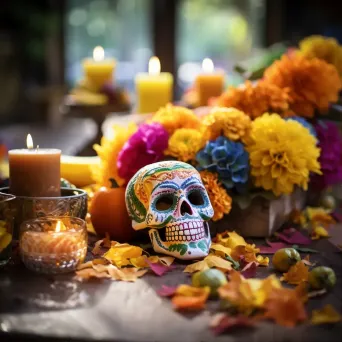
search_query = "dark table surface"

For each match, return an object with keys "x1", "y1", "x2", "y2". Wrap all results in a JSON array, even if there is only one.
[{"x1": 0, "y1": 229, "x2": 341, "y2": 342}]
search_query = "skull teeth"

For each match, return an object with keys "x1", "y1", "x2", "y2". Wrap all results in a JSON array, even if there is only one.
[{"x1": 165, "y1": 221, "x2": 206, "y2": 242}]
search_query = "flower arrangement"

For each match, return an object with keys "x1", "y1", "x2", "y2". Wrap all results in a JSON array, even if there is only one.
[{"x1": 93, "y1": 35, "x2": 342, "y2": 224}]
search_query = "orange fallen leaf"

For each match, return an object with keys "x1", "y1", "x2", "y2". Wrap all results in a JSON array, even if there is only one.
[
  {"x1": 280, "y1": 261, "x2": 309, "y2": 285},
  {"x1": 92, "y1": 233, "x2": 111, "y2": 255},
  {"x1": 311, "y1": 304, "x2": 342, "y2": 325},
  {"x1": 171, "y1": 285, "x2": 210, "y2": 311},
  {"x1": 218, "y1": 270, "x2": 281, "y2": 315},
  {"x1": 231, "y1": 244, "x2": 269, "y2": 266},
  {"x1": 75, "y1": 268, "x2": 111, "y2": 280},
  {"x1": 301, "y1": 255, "x2": 315, "y2": 267},
  {"x1": 261, "y1": 287, "x2": 308, "y2": 327}
]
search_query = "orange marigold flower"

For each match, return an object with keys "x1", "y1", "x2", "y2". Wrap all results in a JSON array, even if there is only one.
[
  {"x1": 150, "y1": 104, "x2": 202, "y2": 135},
  {"x1": 214, "y1": 80, "x2": 294, "y2": 119},
  {"x1": 202, "y1": 107, "x2": 251, "y2": 141},
  {"x1": 200, "y1": 171, "x2": 232, "y2": 221},
  {"x1": 264, "y1": 55, "x2": 342, "y2": 118}
]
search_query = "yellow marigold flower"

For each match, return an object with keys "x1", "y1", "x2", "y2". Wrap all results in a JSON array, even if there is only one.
[
  {"x1": 245, "y1": 113, "x2": 321, "y2": 196},
  {"x1": 298, "y1": 35, "x2": 342, "y2": 76},
  {"x1": 92, "y1": 123, "x2": 137, "y2": 187},
  {"x1": 214, "y1": 80, "x2": 293, "y2": 119},
  {"x1": 151, "y1": 103, "x2": 202, "y2": 135},
  {"x1": 165, "y1": 128, "x2": 205, "y2": 162},
  {"x1": 203, "y1": 107, "x2": 251, "y2": 141},
  {"x1": 199, "y1": 171, "x2": 232, "y2": 221},
  {"x1": 264, "y1": 55, "x2": 342, "y2": 118}
]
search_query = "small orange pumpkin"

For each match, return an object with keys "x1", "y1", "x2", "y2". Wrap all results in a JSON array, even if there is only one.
[{"x1": 90, "y1": 179, "x2": 135, "y2": 242}]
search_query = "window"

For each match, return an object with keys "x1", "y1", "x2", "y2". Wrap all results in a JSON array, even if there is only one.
[
  {"x1": 176, "y1": 0, "x2": 266, "y2": 91},
  {"x1": 65, "y1": 0, "x2": 153, "y2": 93}
]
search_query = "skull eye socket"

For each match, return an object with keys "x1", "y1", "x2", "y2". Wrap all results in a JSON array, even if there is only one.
[
  {"x1": 155, "y1": 194, "x2": 174, "y2": 211},
  {"x1": 187, "y1": 190, "x2": 204, "y2": 206}
]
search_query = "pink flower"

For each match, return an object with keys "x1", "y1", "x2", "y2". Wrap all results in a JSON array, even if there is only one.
[
  {"x1": 311, "y1": 121, "x2": 342, "y2": 190},
  {"x1": 117, "y1": 123, "x2": 169, "y2": 182}
]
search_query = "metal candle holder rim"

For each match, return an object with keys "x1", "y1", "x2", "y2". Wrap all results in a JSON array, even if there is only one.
[{"x1": 0, "y1": 187, "x2": 87, "y2": 200}]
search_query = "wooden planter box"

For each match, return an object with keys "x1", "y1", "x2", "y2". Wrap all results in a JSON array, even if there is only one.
[{"x1": 209, "y1": 188, "x2": 306, "y2": 237}]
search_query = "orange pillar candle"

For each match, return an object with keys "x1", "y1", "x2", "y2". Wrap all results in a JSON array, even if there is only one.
[
  {"x1": 195, "y1": 58, "x2": 225, "y2": 106},
  {"x1": 9, "y1": 134, "x2": 61, "y2": 197}
]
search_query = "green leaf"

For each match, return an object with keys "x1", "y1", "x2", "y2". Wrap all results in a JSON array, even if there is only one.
[
  {"x1": 168, "y1": 244, "x2": 188, "y2": 256},
  {"x1": 225, "y1": 255, "x2": 240, "y2": 270},
  {"x1": 292, "y1": 245, "x2": 318, "y2": 253},
  {"x1": 189, "y1": 242, "x2": 197, "y2": 249},
  {"x1": 197, "y1": 241, "x2": 207, "y2": 252}
]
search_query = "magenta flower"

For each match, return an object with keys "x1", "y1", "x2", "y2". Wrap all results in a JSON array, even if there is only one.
[
  {"x1": 311, "y1": 121, "x2": 342, "y2": 190},
  {"x1": 117, "y1": 123, "x2": 169, "y2": 182}
]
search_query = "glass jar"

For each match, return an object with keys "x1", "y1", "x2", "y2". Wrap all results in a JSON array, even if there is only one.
[{"x1": 19, "y1": 216, "x2": 87, "y2": 274}]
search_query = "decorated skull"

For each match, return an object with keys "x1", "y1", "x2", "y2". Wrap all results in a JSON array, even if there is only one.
[{"x1": 125, "y1": 161, "x2": 214, "y2": 259}]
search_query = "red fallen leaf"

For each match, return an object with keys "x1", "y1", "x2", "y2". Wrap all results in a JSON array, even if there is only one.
[
  {"x1": 210, "y1": 313, "x2": 255, "y2": 335},
  {"x1": 146, "y1": 259, "x2": 173, "y2": 276},
  {"x1": 275, "y1": 229, "x2": 311, "y2": 246},
  {"x1": 258, "y1": 240, "x2": 289, "y2": 254},
  {"x1": 241, "y1": 262, "x2": 258, "y2": 278},
  {"x1": 157, "y1": 285, "x2": 178, "y2": 297}
]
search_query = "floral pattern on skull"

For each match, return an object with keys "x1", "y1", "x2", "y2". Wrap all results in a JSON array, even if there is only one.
[{"x1": 125, "y1": 161, "x2": 214, "y2": 259}]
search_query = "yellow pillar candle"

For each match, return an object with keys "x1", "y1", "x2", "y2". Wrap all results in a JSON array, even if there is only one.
[
  {"x1": 135, "y1": 57, "x2": 173, "y2": 114},
  {"x1": 195, "y1": 58, "x2": 225, "y2": 107},
  {"x1": 82, "y1": 46, "x2": 116, "y2": 90}
]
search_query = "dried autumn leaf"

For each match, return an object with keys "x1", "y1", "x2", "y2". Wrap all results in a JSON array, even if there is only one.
[
  {"x1": 77, "y1": 259, "x2": 107, "y2": 270},
  {"x1": 210, "y1": 313, "x2": 255, "y2": 335},
  {"x1": 311, "y1": 226, "x2": 330, "y2": 240},
  {"x1": 280, "y1": 261, "x2": 309, "y2": 285},
  {"x1": 183, "y1": 254, "x2": 232, "y2": 273},
  {"x1": 75, "y1": 268, "x2": 111, "y2": 280},
  {"x1": 172, "y1": 285, "x2": 210, "y2": 311},
  {"x1": 218, "y1": 270, "x2": 281, "y2": 315},
  {"x1": 106, "y1": 264, "x2": 147, "y2": 282},
  {"x1": 261, "y1": 287, "x2": 308, "y2": 327},
  {"x1": 275, "y1": 229, "x2": 311, "y2": 245},
  {"x1": 241, "y1": 262, "x2": 258, "y2": 279},
  {"x1": 231, "y1": 244, "x2": 269, "y2": 266},
  {"x1": 258, "y1": 240, "x2": 289, "y2": 254},
  {"x1": 311, "y1": 305, "x2": 342, "y2": 325},
  {"x1": 146, "y1": 259, "x2": 173, "y2": 276},
  {"x1": 103, "y1": 242, "x2": 143, "y2": 267},
  {"x1": 302, "y1": 255, "x2": 315, "y2": 267},
  {"x1": 216, "y1": 231, "x2": 247, "y2": 249},
  {"x1": 92, "y1": 233, "x2": 111, "y2": 255},
  {"x1": 210, "y1": 243, "x2": 232, "y2": 258}
]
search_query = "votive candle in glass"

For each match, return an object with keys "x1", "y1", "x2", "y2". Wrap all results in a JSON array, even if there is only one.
[{"x1": 19, "y1": 216, "x2": 87, "y2": 274}]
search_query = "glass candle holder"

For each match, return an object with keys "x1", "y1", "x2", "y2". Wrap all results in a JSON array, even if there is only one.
[
  {"x1": 0, "y1": 194, "x2": 15, "y2": 267},
  {"x1": 19, "y1": 216, "x2": 87, "y2": 274}
]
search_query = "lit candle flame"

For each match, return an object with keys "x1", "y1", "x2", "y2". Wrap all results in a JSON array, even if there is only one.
[
  {"x1": 26, "y1": 134, "x2": 33, "y2": 149},
  {"x1": 148, "y1": 56, "x2": 161, "y2": 75},
  {"x1": 55, "y1": 221, "x2": 61, "y2": 233},
  {"x1": 93, "y1": 46, "x2": 105, "y2": 62},
  {"x1": 202, "y1": 58, "x2": 214, "y2": 73}
]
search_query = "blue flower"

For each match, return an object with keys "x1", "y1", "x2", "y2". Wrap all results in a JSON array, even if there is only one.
[
  {"x1": 285, "y1": 116, "x2": 316, "y2": 137},
  {"x1": 196, "y1": 136, "x2": 249, "y2": 193}
]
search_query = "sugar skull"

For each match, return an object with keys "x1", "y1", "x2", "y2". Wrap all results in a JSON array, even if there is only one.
[{"x1": 125, "y1": 161, "x2": 214, "y2": 259}]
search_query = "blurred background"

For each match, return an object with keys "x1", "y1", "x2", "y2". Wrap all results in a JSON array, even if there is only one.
[{"x1": 1, "y1": 0, "x2": 342, "y2": 155}]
